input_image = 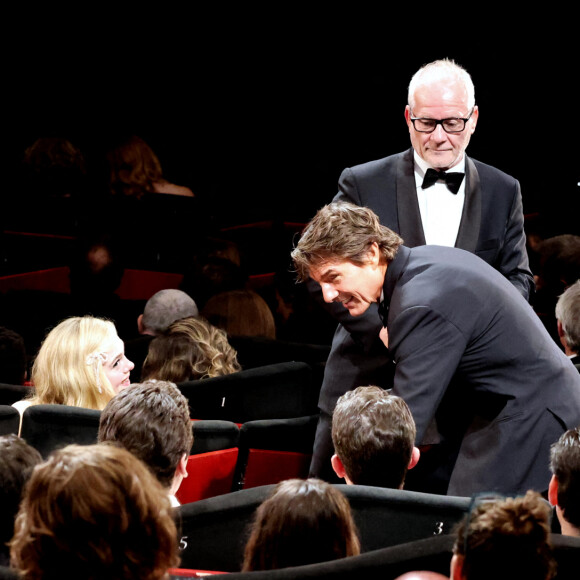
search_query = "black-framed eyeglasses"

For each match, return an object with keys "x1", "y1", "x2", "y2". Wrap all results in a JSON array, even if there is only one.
[{"x1": 410, "y1": 107, "x2": 475, "y2": 133}]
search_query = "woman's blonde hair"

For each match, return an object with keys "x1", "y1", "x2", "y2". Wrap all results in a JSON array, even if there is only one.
[
  {"x1": 10, "y1": 443, "x2": 179, "y2": 579},
  {"x1": 141, "y1": 316, "x2": 241, "y2": 383},
  {"x1": 30, "y1": 316, "x2": 119, "y2": 410}
]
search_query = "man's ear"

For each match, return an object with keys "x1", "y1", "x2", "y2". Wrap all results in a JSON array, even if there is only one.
[
  {"x1": 137, "y1": 314, "x2": 145, "y2": 334},
  {"x1": 177, "y1": 453, "x2": 189, "y2": 479},
  {"x1": 548, "y1": 474, "x2": 559, "y2": 507},
  {"x1": 331, "y1": 454, "x2": 347, "y2": 480},
  {"x1": 450, "y1": 553, "x2": 465, "y2": 580},
  {"x1": 408, "y1": 446, "x2": 420, "y2": 470}
]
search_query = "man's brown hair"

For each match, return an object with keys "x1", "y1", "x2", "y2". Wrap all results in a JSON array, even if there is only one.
[{"x1": 291, "y1": 201, "x2": 403, "y2": 281}]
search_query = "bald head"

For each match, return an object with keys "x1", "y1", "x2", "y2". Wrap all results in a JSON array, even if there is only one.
[{"x1": 140, "y1": 289, "x2": 198, "y2": 336}]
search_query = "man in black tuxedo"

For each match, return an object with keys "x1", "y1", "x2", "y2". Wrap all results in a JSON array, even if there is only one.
[
  {"x1": 308, "y1": 58, "x2": 534, "y2": 488},
  {"x1": 294, "y1": 202, "x2": 580, "y2": 497}
]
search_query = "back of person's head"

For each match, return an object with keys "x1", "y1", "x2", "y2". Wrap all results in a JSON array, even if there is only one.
[
  {"x1": 0, "y1": 326, "x2": 27, "y2": 385},
  {"x1": 106, "y1": 135, "x2": 163, "y2": 198},
  {"x1": 140, "y1": 289, "x2": 199, "y2": 336},
  {"x1": 331, "y1": 386, "x2": 417, "y2": 488},
  {"x1": 69, "y1": 235, "x2": 124, "y2": 298},
  {"x1": 141, "y1": 316, "x2": 240, "y2": 383},
  {"x1": 30, "y1": 316, "x2": 119, "y2": 409},
  {"x1": 242, "y1": 478, "x2": 360, "y2": 571},
  {"x1": 202, "y1": 289, "x2": 276, "y2": 339},
  {"x1": 0, "y1": 435, "x2": 42, "y2": 565},
  {"x1": 534, "y1": 234, "x2": 580, "y2": 294},
  {"x1": 451, "y1": 491, "x2": 555, "y2": 580},
  {"x1": 555, "y1": 280, "x2": 580, "y2": 354},
  {"x1": 98, "y1": 380, "x2": 193, "y2": 489},
  {"x1": 10, "y1": 443, "x2": 179, "y2": 580},
  {"x1": 549, "y1": 426, "x2": 580, "y2": 531}
]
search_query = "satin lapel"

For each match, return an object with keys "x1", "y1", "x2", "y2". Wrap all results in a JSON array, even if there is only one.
[
  {"x1": 455, "y1": 156, "x2": 481, "y2": 252},
  {"x1": 396, "y1": 149, "x2": 426, "y2": 247}
]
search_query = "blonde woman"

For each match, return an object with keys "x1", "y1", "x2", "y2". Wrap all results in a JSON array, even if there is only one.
[
  {"x1": 141, "y1": 316, "x2": 240, "y2": 383},
  {"x1": 12, "y1": 316, "x2": 134, "y2": 427}
]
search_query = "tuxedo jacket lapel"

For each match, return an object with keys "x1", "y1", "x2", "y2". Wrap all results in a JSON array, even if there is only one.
[
  {"x1": 454, "y1": 156, "x2": 481, "y2": 252},
  {"x1": 396, "y1": 149, "x2": 426, "y2": 247}
]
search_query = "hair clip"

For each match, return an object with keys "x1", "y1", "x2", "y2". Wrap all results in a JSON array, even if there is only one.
[{"x1": 86, "y1": 352, "x2": 107, "y2": 393}]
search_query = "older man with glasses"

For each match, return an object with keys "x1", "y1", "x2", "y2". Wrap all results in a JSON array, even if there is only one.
[{"x1": 307, "y1": 58, "x2": 535, "y2": 492}]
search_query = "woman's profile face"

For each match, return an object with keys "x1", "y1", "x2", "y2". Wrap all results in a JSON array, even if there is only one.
[{"x1": 102, "y1": 335, "x2": 134, "y2": 393}]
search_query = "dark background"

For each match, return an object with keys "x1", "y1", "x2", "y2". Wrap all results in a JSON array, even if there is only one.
[{"x1": 4, "y1": 12, "x2": 579, "y2": 235}]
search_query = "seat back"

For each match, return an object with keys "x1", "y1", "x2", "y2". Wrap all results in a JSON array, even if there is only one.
[
  {"x1": 178, "y1": 362, "x2": 317, "y2": 423},
  {"x1": 0, "y1": 405, "x2": 20, "y2": 436},
  {"x1": 338, "y1": 484, "x2": 471, "y2": 552},
  {"x1": 175, "y1": 485, "x2": 275, "y2": 572},
  {"x1": 20, "y1": 404, "x2": 101, "y2": 458},
  {"x1": 0, "y1": 383, "x2": 34, "y2": 406},
  {"x1": 176, "y1": 421, "x2": 240, "y2": 505},
  {"x1": 233, "y1": 415, "x2": 317, "y2": 491}
]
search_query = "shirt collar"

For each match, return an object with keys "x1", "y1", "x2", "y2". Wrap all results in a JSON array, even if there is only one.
[{"x1": 413, "y1": 150, "x2": 466, "y2": 179}]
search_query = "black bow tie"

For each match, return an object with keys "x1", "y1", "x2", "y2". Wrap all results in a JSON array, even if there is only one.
[
  {"x1": 421, "y1": 168, "x2": 465, "y2": 194},
  {"x1": 378, "y1": 300, "x2": 388, "y2": 325}
]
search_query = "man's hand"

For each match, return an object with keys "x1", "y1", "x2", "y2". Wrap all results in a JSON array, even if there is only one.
[{"x1": 379, "y1": 326, "x2": 389, "y2": 348}]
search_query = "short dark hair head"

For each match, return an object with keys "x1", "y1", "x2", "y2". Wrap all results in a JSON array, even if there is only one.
[
  {"x1": 291, "y1": 202, "x2": 403, "y2": 282},
  {"x1": 453, "y1": 491, "x2": 555, "y2": 580},
  {"x1": 98, "y1": 380, "x2": 193, "y2": 488},
  {"x1": 0, "y1": 326, "x2": 27, "y2": 385},
  {"x1": 550, "y1": 426, "x2": 580, "y2": 528},
  {"x1": 242, "y1": 478, "x2": 360, "y2": 571},
  {"x1": 332, "y1": 386, "x2": 416, "y2": 488},
  {"x1": 0, "y1": 435, "x2": 42, "y2": 558}
]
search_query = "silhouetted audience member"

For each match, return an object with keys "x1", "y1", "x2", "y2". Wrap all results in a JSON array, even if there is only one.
[
  {"x1": 451, "y1": 491, "x2": 555, "y2": 580},
  {"x1": 138, "y1": 289, "x2": 199, "y2": 337},
  {"x1": 203, "y1": 289, "x2": 276, "y2": 339},
  {"x1": 242, "y1": 478, "x2": 360, "y2": 572},
  {"x1": 21, "y1": 137, "x2": 87, "y2": 200},
  {"x1": 98, "y1": 380, "x2": 193, "y2": 507},
  {"x1": 0, "y1": 327, "x2": 27, "y2": 385},
  {"x1": 331, "y1": 386, "x2": 420, "y2": 489},
  {"x1": 125, "y1": 288, "x2": 199, "y2": 379},
  {"x1": 0, "y1": 435, "x2": 42, "y2": 567},
  {"x1": 141, "y1": 316, "x2": 240, "y2": 382},
  {"x1": 555, "y1": 280, "x2": 580, "y2": 368},
  {"x1": 106, "y1": 135, "x2": 193, "y2": 199},
  {"x1": 10, "y1": 443, "x2": 179, "y2": 579},
  {"x1": 549, "y1": 427, "x2": 580, "y2": 537},
  {"x1": 532, "y1": 234, "x2": 580, "y2": 344},
  {"x1": 13, "y1": 316, "x2": 134, "y2": 429}
]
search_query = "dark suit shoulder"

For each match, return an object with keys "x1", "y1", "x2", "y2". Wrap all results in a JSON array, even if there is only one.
[
  {"x1": 470, "y1": 157, "x2": 519, "y2": 186},
  {"x1": 345, "y1": 150, "x2": 410, "y2": 179}
]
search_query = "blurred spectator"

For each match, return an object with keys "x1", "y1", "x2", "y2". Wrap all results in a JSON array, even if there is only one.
[
  {"x1": 106, "y1": 135, "x2": 193, "y2": 199},
  {"x1": 555, "y1": 279, "x2": 580, "y2": 368},
  {"x1": 451, "y1": 491, "x2": 555, "y2": 580},
  {"x1": 10, "y1": 443, "x2": 179, "y2": 579},
  {"x1": 0, "y1": 326, "x2": 27, "y2": 385},
  {"x1": 0, "y1": 435, "x2": 42, "y2": 566},
  {"x1": 141, "y1": 316, "x2": 240, "y2": 382},
  {"x1": 549, "y1": 427, "x2": 580, "y2": 537},
  {"x1": 242, "y1": 478, "x2": 360, "y2": 572},
  {"x1": 203, "y1": 289, "x2": 276, "y2": 339}
]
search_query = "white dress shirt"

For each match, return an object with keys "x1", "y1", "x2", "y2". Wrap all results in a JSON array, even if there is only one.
[{"x1": 414, "y1": 152, "x2": 466, "y2": 247}]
